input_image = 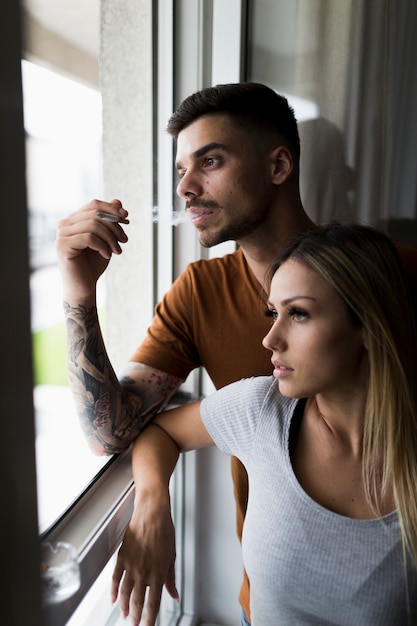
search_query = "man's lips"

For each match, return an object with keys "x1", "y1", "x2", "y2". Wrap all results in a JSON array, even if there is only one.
[{"x1": 186, "y1": 206, "x2": 215, "y2": 225}]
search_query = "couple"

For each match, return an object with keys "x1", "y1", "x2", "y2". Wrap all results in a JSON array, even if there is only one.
[{"x1": 56, "y1": 83, "x2": 417, "y2": 625}]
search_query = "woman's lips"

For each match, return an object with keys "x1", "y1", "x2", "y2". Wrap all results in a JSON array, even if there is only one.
[{"x1": 271, "y1": 361, "x2": 293, "y2": 379}]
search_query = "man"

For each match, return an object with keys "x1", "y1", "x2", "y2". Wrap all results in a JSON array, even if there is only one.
[{"x1": 56, "y1": 83, "x2": 417, "y2": 626}]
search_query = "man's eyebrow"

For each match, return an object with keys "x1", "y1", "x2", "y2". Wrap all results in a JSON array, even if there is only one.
[
  {"x1": 176, "y1": 142, "x2": 229, "y2": 169},
  {"x1": 194, "y1": 142, "x2": 228, "y2": 158}
]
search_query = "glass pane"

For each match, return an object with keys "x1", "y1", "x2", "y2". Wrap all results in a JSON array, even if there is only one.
[
  {"x1": 247, "y1": 0, "x2": 417, "y2": 240},
  {"x1": 22, "y1": 60, "x2": 110, "y2": 533}
]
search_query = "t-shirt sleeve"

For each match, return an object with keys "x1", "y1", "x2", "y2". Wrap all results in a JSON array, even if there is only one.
[
  {"x1": 200, "y1": 376, "x2": 276, "y2": 464},
  {"x1": 129, "y1": 265, "x2": 202, "y2": 380}
]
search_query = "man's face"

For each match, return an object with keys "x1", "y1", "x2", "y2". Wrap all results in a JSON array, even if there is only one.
[{"x1": 175, "y1": 113, "x2": 275, "y2": 247}]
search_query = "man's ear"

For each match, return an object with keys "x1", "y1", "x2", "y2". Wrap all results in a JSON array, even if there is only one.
[{"x1": 270, "y1": 145, "x2": 293, "y2": 184}]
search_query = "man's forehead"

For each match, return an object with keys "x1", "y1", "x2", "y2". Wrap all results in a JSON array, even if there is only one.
[
  {"x1": 176, "y1": 114, "x2": 245, "y2": 160},
  {"x1": 178, "y1": 113, "x2": 235, "y2": 140}
]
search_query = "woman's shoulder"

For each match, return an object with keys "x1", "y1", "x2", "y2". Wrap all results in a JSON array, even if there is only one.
[{"x1": 214, "y1": 375, "x2": 297, "y2": 418}]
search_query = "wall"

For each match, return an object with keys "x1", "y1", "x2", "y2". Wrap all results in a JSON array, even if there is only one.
[{"x1": 100, "y1": 0, "x2": 154, "y2": 373}]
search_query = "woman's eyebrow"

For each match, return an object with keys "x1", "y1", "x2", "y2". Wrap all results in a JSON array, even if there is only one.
[{"x1": 267, "y1": 296, "x2": 317, "y2": 308}]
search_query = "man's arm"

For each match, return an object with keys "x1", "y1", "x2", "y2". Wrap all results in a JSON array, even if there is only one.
[
  {"x1": 56, "y1": 198, "x2": 183, "y2": 454},
  {"x1": 112, "y1": 402, "x2": 213, "y2": 626},
  {"x1": 65, "y1": 304, "x2": 182, "y2": 453},
  {"x1": 111, "y1": 423, "x2": 180, "y2": 626}
]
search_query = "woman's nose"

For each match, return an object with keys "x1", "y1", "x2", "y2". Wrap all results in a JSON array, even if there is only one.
[{"x1": 262, "y1": 321, "x2": 286, "y2": 352}]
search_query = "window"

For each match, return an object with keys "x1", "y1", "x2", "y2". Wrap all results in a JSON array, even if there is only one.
[
  {"x1": 247, "y1": 0, "x2": 417, "y2": 242},
  {"x1": 22, "y1": 59, "x2": 110, "y2": 534},
  {"x1": 23, "y1": 1, "x2": 192, "y2": 623}
]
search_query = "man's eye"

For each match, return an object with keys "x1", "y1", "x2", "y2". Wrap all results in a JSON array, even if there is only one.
[{"x1": 204, "y1": 157, "x2": 218, "y2": 167}]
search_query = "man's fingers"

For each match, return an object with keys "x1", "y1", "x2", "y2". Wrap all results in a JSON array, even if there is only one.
[
  {"x1": 142, "y1": 585, "x2": 164, "y2": 626},
  {"x1": 165, "y1": 561, "x2": 180, "y2": 601},
  {"x1": 110, "y1": 556, "x2": 125, "y2": 604},
  {"x1": 56, "y1": 222, "x2": 127, "y2": 261},
  {"x1": 118, "y1": 573, "x2": 137, "y2": 619}
]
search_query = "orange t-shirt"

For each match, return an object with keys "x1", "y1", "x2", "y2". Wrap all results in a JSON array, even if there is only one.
[
  {"x1": 132, "y1": 248, "x2": 271, "y2": 619},
  {"x1": 132, "y1": 243, "x2": 417, "y2": 623}
]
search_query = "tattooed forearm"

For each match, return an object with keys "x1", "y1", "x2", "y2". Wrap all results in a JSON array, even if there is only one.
[
  {"x1": 65, "y1": 302, "x2": 105, "y2": 374},
  {"x1": 64, "y1": 301, "x2": 136, "y2": 453},
  {"x1": 120, "y1": 367, "x2": 181, "y2": 426},
  {"x1": 63, "y1": 303, "x2": 183, "y2": 455}
]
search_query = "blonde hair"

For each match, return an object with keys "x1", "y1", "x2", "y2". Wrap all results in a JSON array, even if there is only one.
[{"x1": 269, "y1": 223, "x2": 417, "y2": 567}]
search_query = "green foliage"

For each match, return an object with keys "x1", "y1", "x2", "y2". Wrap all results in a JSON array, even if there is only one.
[
  {"x1": 32, "y1": 309, "x2": 106, "y2": 387},
  {"x1": 32, "y1": 323, "x2": 68, "y2": 386}
]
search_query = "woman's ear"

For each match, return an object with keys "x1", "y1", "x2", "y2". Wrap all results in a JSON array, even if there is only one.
[{"x1": 270, "y1": 145, "x2": 293, "y2": 184}]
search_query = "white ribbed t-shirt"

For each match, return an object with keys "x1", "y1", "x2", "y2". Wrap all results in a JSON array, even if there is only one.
[{"x1": 201, "y1": 376, "x2": 417, "y2": 626}]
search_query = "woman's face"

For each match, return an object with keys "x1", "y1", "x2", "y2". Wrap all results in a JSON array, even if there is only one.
[{"x1": 262, "y1": 259, "x2": 367, "y2": 400}]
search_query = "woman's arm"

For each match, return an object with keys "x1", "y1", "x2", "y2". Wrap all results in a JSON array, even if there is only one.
[{"x1": 153, "y1": 400, "x2": 215, "y2": 452}]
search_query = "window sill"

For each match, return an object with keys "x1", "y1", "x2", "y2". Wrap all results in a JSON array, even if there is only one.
[{"x1": 40, "y1": 448, "x2": 134, "y2": 626}]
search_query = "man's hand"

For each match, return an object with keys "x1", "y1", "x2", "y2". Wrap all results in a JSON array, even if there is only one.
[
  {"x1": 56, "y1": 198, "x2": 129, "y2": 303},
  {"x1": 111, "y1": 489, "x2": 179, "y2": 626},
  {"x1": 111, "y1": 403, "x2": 210, "y2": 621}
]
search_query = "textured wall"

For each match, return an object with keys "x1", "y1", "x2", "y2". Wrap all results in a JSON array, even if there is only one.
[{"x1": 100, "y1": 0, "x2": 154, "y2": 372}]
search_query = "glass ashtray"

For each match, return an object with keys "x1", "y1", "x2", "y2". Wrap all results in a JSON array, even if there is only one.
[{"x1": 40, "y1": 541, "x2": 81, "y2": 605}]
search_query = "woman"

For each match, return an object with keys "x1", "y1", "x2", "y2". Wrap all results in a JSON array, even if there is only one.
[{"x1": 149, "y1": 223, "x2": 417, "y2": 625}]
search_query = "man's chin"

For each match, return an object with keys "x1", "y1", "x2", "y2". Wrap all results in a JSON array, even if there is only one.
[
  {"x1": 198, "y1": 233, "x2": 228, "y2": 248},
  {"x1": 197, "y1": 228, "x2": 216, "y2": 248},
  {"x1": 196, "y1": 223, "x2": 237, "y2": 248}
]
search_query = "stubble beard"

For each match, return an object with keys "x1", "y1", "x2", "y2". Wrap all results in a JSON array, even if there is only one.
[{"x1": 196, "y1": 209, "x2": 270, "y2": 248}]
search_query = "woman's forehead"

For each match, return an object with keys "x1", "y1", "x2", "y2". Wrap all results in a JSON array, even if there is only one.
[{"x1": 269, "y1": 259, "x2": 332, "y2": 303}]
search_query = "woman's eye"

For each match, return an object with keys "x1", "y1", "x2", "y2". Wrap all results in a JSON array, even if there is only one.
[
  {"x1": 264, "y1": 309, "x2": 278, "y2": 322},
  {"x1": 289, "y1": 307, "x2": 308, "y2": 322}
]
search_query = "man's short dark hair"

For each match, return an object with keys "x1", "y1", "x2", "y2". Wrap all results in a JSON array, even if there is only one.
[{"x1": 167, "y1": 82, "x2": 300, "y2": 158}]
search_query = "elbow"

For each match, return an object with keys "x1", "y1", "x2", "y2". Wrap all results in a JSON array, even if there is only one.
[
  {"x1": 88, "y1": 438, "x2": 112, "y2": 456},
  {"x1": 88, "y1": 435, "x2": 127, "y2": 457}
]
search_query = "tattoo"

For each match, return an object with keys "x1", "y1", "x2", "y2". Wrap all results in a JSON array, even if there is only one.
[
  {"x1": 120, "y1": 369, "x2": 179, "y2": 424},
  {"x1": 63, "y1": 302, "x2": 180, "y2": 454}
]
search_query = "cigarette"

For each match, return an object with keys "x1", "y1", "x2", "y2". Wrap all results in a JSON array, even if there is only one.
[{"x1": 96, "y1": 211, "x2": 121, "y2": 222}]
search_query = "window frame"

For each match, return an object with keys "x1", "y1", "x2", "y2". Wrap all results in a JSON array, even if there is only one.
[
  {"x1": 40, "y1": 450, "x2": 134, "y2": 625},
  {"x1": 1, "y1": 0, "x2": 42, "y2": 623}
]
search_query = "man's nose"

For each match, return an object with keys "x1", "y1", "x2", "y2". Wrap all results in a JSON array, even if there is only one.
[{"x1": 176, "y1": 168, "x2": 202, "y2": 200}]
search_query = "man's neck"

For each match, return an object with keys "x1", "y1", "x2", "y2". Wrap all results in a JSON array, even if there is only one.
[{"x1": 239, "y1": 209, "x2": 314, "y2": 289}]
